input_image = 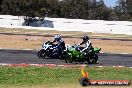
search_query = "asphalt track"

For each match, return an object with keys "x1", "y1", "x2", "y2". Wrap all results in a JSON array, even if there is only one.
[{"x1": 0, "y1": 49, "x2": 132, "y2": 67}]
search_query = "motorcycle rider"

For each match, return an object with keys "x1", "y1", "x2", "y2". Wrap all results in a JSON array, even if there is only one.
[
  {"x1": 52, "y1": 35, "x2": 65, "y2": 56},
  {"x1": 79, "y1": 35, "x2": 93, "y2": 53}
]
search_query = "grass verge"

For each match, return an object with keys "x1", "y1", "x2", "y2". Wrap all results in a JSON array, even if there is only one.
[{"x1": 0, "y1": 66, "x2": 131, "y2": 88}]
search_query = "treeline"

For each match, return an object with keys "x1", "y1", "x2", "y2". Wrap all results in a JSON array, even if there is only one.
[{"x1": 0, "y1": 0, "x2": 132, "y2": 21}]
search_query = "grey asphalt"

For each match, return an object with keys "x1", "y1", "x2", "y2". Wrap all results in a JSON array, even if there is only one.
[{"x1": 0, "y1": 49, "x2": 132, "y2": 67}]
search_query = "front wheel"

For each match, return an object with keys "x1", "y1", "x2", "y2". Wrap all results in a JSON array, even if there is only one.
[
  {"x1": 64, "y1": 54, "x2": 73, "y2": 63},
  {"x1": 38, "y1": 50, "x2": 47, "y2": 59},
  {"x1": 87, "y1": 54, "x2": 98, "y2": 64}
]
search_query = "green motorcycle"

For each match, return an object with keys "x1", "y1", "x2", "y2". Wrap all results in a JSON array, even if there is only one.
[{"x1": 64, "y1": 44, "x2": 101, "y2": 64}]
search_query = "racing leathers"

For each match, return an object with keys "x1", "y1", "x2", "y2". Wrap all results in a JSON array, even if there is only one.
[
  {"x1": 80, "y1": 40, "x2": 92, "y2": 53},
  {"x1": 52, "y1": 39, "x2": 65, "y2": 56}
]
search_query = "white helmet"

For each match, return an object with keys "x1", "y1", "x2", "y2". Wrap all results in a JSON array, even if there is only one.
[{"x1": 54, "y1": 35, "x2": 61, "y2": 41}]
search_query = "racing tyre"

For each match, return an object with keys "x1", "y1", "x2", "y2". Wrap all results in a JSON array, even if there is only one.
[
  {"x1": 87, "y1": 54, "x2": 98, "y2": 64},
  {"x1": 38, "y1": 50, "x2": 46, "y2": 59},
  {"x1": 64, "y1": 54, "x2": 73, "y2": 63}
]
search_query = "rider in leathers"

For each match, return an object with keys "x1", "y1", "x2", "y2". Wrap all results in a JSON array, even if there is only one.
[
  {"x1": 52, "y1": 35, "x2": 65, "y2": 56},
  {"x1": 80, "y1": 35, "x2": 93, "y2": 53}
]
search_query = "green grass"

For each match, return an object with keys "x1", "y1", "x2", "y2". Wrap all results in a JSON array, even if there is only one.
[
  {"x1": 0, "y1": 66, "x2": 80, "y2": 86},
  {"x1": 0, "y1": 66, "x2": 132, "y2": 87}
]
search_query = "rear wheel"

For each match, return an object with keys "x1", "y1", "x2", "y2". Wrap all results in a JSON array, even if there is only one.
[
  {"x1": 87, "y1": 54, "x2": 98, "y2": 64},
  {"x1": 38, "y1": 50, "x2": 46, "y2": 59},
  {"x1": 64, "y1": 54, "x2": 73, "y2": 63},
  {"x1": 59, "y1": 51, "x2": 66, "y2": 60}
]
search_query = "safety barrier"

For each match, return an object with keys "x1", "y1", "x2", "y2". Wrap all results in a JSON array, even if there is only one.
[{"x1": 0, "y1": 15, "x2": 132, "y2": 35}]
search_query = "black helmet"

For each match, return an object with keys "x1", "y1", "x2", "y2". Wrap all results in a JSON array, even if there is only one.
[{"x1": 83, "y1": 35, "x2": 89, "y2": 42}]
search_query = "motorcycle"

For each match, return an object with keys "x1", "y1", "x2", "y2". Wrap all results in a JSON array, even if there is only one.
[
  {"x1": 38, "y1": 41, "x2": 60, "y2": 59},
  {"x1": 64, "y1": 44, "x2": 101, "y2": 64}
]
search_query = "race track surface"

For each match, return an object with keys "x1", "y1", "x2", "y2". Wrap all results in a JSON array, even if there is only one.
[{"x1": 0, "y1": 49, "x2": 132, "y2": 67}]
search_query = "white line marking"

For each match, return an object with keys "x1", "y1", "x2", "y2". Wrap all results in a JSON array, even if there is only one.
[
  {"x1": 129, "y1": 67, "x2": 132, "y2": 68},
  {"x1": 0, "y1": 48, "x2": 36, "y2": 51},
  {"x1": 96, "y1": 66, "x2": 103, "y2": 68},
  {"x1": 120, "y1": 53, "x2": 129, "y2": 55},
  {"x1": 0, "y1": 63, "x2": 132, "y2": 68},
  {"x1": 117, "y1": 66, "x2": 125, "y2": 67}
]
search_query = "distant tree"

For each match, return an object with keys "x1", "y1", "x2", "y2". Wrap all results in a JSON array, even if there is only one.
[
  {"x1": 0, "y1": 0, "x2": 2, "y2": 13},
  {"x1": 117, "y1": 0, "x2": 127, "y2": 12},
  {"x1": 96, "y1": 0, "x2": 109, "y2": 20},
  {"x1": 59, "y1": 0, "x2": 80, "y2": 19},
  {"x1": 108, "y1": 8, "x2": 119, "y2": 20},
  {"x1": 126, "y1": 0, "x2": 132, "y2": 17},
  {"x1": 114, "y1": 0, "x2": 132, "y2": 20},
  {"x1": 0, "y1": 0, "x2": 131, "y2": 21}
]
